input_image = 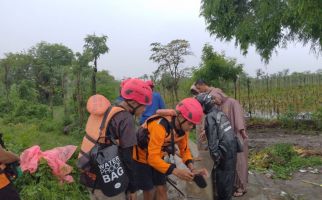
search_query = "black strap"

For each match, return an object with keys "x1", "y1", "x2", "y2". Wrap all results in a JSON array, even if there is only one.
[
  {"x1": 124, "y1": 100, "x2": 141, "y2": 115},
  {"x1": 107, "y1": 105, "x2": 127, "y2": 145},
  {"x1": 135, "y1": 145, "x2": 139, "y2": 160},
  {"x1": 166, "y1": 177, "x2": 185, "y2": 197},
  {"x1": 97, "y1": 106, "x2": 121, "y2": 145},
  {"x1": 91, "y1": 178, "x2": 97, "y2": 193},
  {"x1": 137, "y1": 115, "x2": 174, "y2": 160},
  {"x1": 79, "y1": 150, "x2": 91, "y2": 159},
  {"x1": 90, "y1": 106, "x2": 114, "y2": 192},
  {"x1": 169, "y1": 117, "x2": 176, "y2": 156},
  {"x1": 98, "y1": 106, "x2": 113, "y2": 139},
  {"x1": 85, "y1": 134, "x2": 97, "y2": 144},
  {"x1": 170, "y1": 127, "x2": 175, "y2": 156}
]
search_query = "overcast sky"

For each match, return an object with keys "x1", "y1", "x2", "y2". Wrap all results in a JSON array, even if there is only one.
[{"x1": 1, "y1": 0, "x2": 321, "y2": 79}]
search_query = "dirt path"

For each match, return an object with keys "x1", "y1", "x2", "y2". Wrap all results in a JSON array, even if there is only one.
[
  {"x1": 248, "y1": 128, "x2": 322, "y2": 151},
  {"x1": 164, "y1": 128, "x2": 322, "y2": 200}
]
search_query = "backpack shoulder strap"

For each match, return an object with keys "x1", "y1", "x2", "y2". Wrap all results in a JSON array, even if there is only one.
[
  {"x1": 158, "y1": 118, "x2": 172, "y2": 134},
  {"x1": 215, "y1": 111, "x2": 222, "y2": 125},
  {"x1": 149, "y1": 115, "x2": 175, "y2": 156},
  {"x1": 158, "y1": 116, "x2": 175, "y2": 156},
  {"x1": 98, "y1": 106, "x2": 124, "y2": 144},
  {"x1": 145, "y1": 115, "x2": 173, "y2": 134}
]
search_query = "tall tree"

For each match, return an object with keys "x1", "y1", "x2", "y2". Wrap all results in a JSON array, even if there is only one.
[
  {"x1": 0, "y1": 58, "x2": 11, "y2": 103},
  {"x1": 150, "y1": 39, "x2": 192, "y2": 102},
  {"x1": 96, "y1": 70, "x2": 119, "y2": 100},
  {"x1": 73, "y1": 50, "x2": 92, "y2": 130},
  {"x1": 83, "y1": 34, "x2": 109, "y2": 95},
  {"x1": 0, "y1": 53, "x2": 35, "y2": 103},
  {"x1": 200, "y1": 0, "x2": 322, "y2": 61},
  {"x1": 193, "y1": 44, "x2": 243, "y2": 95},
  {"x1": 30, "y1": 42, "x2": 73, "y2": 117}
]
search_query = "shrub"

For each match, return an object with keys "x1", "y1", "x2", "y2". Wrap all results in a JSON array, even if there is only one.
[
  {"x1": 0, "y1": 100, "x2": 14, "y2": 117},
  {"x1": 278, "y1": 105, "x2": 297, "y2": 128},
  {"x1": 14, "y1": 100, "x2": 51, "y2": 119},
  {"x1": 15, "y1": 158, "x2": 89, "y2": 200},
  {"x1": 39, "y1": 119, "x2": 62, "y2": 132},
  {"x1": 250, "y1": 143, "x2": 322, "y2": 179},
  {"x1": 312, "y1": 106, "x2": 322, "y2": 130}
]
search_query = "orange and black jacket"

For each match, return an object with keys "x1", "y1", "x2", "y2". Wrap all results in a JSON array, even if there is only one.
[
  {"x1": 133, "y1": 116, "x2": 193, "y2": 175},
  {"x1": 0, "y1": 164, "x2": 10, "y2": 189}
]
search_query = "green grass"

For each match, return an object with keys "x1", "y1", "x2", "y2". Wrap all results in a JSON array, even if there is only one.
[
  {"x1": 189, "y1": 129, "x2": 197, "y2": 143},
  {"x1": 250, "y1": 143, "x2": 322, "y2": 179},
  {"x1": 0, "y1": 106, "x2": 89, "y2": 200},
  {"x1": 0, "y1": 119, "x2": 83, "y2": 153}
]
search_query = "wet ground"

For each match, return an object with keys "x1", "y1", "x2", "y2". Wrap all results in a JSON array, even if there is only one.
[{"x1": 164, "y1": 128, "x2": 322, "y2": 200}]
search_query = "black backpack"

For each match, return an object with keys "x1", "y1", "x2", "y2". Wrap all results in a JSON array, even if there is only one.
[
  {"x1": 136, "y1": 115, "x2": 175, "y2": 159},
  {"x1": 82, "y1": 106, "x2": 129, "y2": 197},
  {"x1": 214, "y1": 111, "x2": 243, "y2": 153}
]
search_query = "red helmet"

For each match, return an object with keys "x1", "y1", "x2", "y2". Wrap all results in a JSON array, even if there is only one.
[
  {"x1": 120, "y1": 78, "x2": 131, "y2": 88},
  {"x1": 121, "y1": 78, "x2": 152, "y2": 105},
  {"x1": 176, "y1": 98, "x2": 203, "y2": 125},
  {"x1": 146, "y1": 80, "x2": 154, "y2": 87}
]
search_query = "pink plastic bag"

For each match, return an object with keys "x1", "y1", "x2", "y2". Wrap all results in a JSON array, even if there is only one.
[
  {"x1": 20, "y1": 145, "x2": 77, "y2": 183},
  {"x1": 20, "y1": 145, "x2": 42, "y2": 173}
]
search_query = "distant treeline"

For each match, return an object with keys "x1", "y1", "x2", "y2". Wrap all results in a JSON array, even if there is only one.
[{"x1": 0, "y1": 38, "x2": 120, "y2": 131}]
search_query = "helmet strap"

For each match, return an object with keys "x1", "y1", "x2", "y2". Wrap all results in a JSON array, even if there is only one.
[
  {"x1": 125, "y1": 100, "x2": 141, "y2": 115},
  {"x1": 172, "y1": 115, "x2": 186, "y2": 137}
]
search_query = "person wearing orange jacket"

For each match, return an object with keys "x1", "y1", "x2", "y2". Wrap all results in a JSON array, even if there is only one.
[
  {"x1": 0, "y1": 145, "x2": 20, "y2": 200},
  {"x1": 133, "y1": 98, "x2": 207, "y2": 200},
  {"x1": 78, "y1": 78, "x2": 152, "y2": 200}
]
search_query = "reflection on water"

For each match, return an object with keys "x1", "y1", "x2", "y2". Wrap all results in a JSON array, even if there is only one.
[{"x1": 244, "y1": 111, "x2": 313, "y2": 120}]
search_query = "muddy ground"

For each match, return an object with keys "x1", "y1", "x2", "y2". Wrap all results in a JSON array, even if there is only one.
[
  {"x1": 163, "y1": 128, "x2": 322, "y2": 200},
  {"x1": 236, "y1": 128, "x2": 322, "y2": 200}
]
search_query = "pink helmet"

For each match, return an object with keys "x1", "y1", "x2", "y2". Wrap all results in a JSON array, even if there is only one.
[
  {"x1": 146, "y1": 80, "x2": 154, "y2": 87},
  {"x1": 121, "y1": 78, "x2": 152, "y2": 105},
  {"x1": 176, "y1": 98, "x2": 203, "y2": 125},
  {"x1": 120, "y1": 78, "x2": 131, "y2": 88}
]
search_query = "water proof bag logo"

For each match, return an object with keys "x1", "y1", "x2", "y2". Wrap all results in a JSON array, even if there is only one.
[{"x1": 90, "y1": 143, "x2": 129, "y2": 197}]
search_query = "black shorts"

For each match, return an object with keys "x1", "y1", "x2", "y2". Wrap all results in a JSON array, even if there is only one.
[
  {"x1": 0, "y1": 183, "x2": 20, "y2": 200},
  {"x1": 134, "y1": 161, "x2": 166, "y2": 191}
]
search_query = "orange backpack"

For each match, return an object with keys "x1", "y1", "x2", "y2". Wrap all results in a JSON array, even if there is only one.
[{"x1": 77, "y1": 95, "x2": 124, "y2": 180}]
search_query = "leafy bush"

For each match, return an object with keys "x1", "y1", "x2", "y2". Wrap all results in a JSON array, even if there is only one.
[
  {"x1": 0, "y1": 100, "x2": 14, "y2": 117},
  {"x1": 312, "y1": 106, "x2": 322, "y2": 130},
  {"x1": 278, "y1": 105, "x2": 297, "y2": 128},
  {"x1": 39, "y1": 119, "x2": 62, "y2": 132},
  {"x1": 17, "y1": 80, "x2": 39, "y2": 102},
  {"x1": 13, "y1": 100, "x2": 51, "y2": 119},
  {"x1": 15, "y1": 158, "x2": 89, "y2": 200}
]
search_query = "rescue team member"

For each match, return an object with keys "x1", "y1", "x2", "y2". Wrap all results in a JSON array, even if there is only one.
[
  {"x1": 78, "y1": 78, "x2": 152, "y2": 200},
  {"x1": 114, "y1": 78, "x2": 131, "y2": 104},
  {"x1": 133, "y1": 98, "x2": 208, "y2": 200},
  {"x1": 196, "y1": 93, "x2": 238, "y2": 200},
  {"x1": 139, "y1": 80, "x2": 165, "y2": 125},
  {"x1": 0, "y1": 145, "x2": 20, "y2": 200}
]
